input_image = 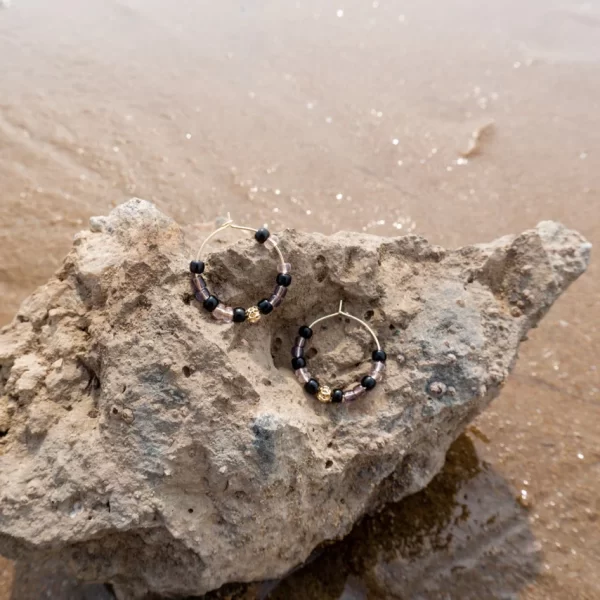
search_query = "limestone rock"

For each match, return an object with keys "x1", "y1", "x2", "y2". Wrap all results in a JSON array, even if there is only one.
[{"x1": 0, "y1": 199, "x2": 590, "y2": 598}]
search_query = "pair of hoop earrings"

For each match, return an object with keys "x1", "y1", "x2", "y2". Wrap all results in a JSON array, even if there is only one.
[{"x1": 189, "y1": 219, "x2": 387, "y2": 404}]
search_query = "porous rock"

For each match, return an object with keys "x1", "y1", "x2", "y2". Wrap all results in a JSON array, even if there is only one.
[{"x1": 0, "y1": 199, "x2": 590, "y2": 598}]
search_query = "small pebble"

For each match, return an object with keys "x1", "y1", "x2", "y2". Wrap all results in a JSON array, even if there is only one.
[
  {"x1": 429, "y1": 381, "x2": 447, "y2": 396},
  {"x1": 511, "y1": 306, "x2": 523, "y2": 317}
]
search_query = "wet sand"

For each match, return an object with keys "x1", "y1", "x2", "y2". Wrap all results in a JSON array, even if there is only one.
[{"x1": 0, "y1": 0, "x2": 598, "y2": 598}]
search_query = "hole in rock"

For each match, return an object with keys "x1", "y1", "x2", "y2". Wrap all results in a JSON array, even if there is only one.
[
  {"x1": 364, "y1": 310, "x2": 374, "y2": 321},
  {"x1": 0, "y1": 429, "x2": 8, "y2": 439},
  {"x1": 188, "y1": 508, "x2": 194, "y2": 514},
  {"x1": 111, "y1": 407, "x2": 119, "y2": 415},
  {"x1": 315, "y1": 255, "x2": 327, "y2": 283},
  {"x1": 262, "y1": 378, "x2": 272, "y2": 387},
  {"x1": 272, "y1": 337, "x2": 282, "y2": 352},
  {"x1": 182, "y1": 294, "x2": 192, "y2": 305},
  {"x1": 327, "y1": 441, "x2": 333, "y2": 448},
  {"x1": 389, "y1": 323, "x2": 396, "y2": 330},
  {"x1": 80, "y1": 360, "x2": 101, "y2": 393},
  {"x1": 325, "y1": 460, "x2": 333, "y2": 469},
  {"x1": 182, "y1": 366, "x2": 191, "y2": 378},
  {"x1": 306, "y1": 347, "x2": 318, "y2": 360}
]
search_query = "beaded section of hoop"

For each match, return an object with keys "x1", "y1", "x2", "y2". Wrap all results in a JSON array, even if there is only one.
[
  {"x1": 190, "y1": 224, "x2": 291, "y2": 324},
  {"x1": 292, "y1": 323, "x2": 387, "y2": 404}
]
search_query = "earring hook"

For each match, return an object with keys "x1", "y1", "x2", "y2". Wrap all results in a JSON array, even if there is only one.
[{"x1": 309, "y1": 300, "x2": 381, "y2": 351}]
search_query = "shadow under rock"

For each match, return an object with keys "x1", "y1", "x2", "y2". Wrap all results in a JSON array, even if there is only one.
[
  {"x1": 9, "y1": 561, "x2": 115, "y2": 600},
  {"x1": 197, "y1": 433, "x2": 541, "y2": 600}
]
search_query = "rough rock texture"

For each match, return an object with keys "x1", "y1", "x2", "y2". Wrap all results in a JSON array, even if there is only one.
[{"x1": 0, "y1": 199, "x2": 590, "y2": 598}]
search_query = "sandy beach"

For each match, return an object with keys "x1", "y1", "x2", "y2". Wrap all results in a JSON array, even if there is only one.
[{"x1": 0, "y1": 0, "x2": 598, "y2": 597}]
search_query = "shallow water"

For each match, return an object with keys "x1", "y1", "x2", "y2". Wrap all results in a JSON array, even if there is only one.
[{"x1": 0, "y1": 0, "x2": 598, "y2": 598}]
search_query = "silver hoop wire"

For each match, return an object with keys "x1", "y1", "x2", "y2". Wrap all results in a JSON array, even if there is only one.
[
  {"x1": 197, "y1": 214, "x2": 286, "y2": 266},
  {"x1": 309, "y1": 300, "x2": 381, "y2": 351}
]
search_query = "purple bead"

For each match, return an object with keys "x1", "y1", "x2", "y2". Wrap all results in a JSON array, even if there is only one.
[
  {"x1": 343, "y1": 385, "x2": 366, "y2": 403},
  {"x1": 192, "y1": 275, "x2": 207, "y2": 290},
  {"x1": 192, "y1": 275, "x2": 211, "y2": 301},
  {"x1": 295, "y1": 337, "x2": 306, "y2": 349},
  {"x1": 369, "y1": 361, "x2": 386, "y2": 381},
  {"x1": 195, "y1": 288, "x2": 210, "y2": 302},
  {"x1": 212, "y1": 305, "x2": 234, "y2": 323},
  {"x1": 295, "y1": 368, "x2": 311, "y2": 384},
  {"x1": 352, "y1": 384, "x2": 367, "y2": 398},
  {"x1": 343, "y1": 389, "x2": 358, "y2": 402},
  {"x1": 269, "y1": 285, "x2": 287, "y2": 308},
  {"x1": 291, "y1": 346, "x2": 304, "y2": 358}
]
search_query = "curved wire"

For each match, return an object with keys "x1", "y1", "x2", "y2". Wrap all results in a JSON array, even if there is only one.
[
  {"x1": 309, "y1": 300, "x2": 381, "y2": 351},
  {"x1": 196, "y1": 217, "x2": 286, "y2": 266}
]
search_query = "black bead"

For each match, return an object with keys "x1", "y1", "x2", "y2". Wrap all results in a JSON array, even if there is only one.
[
  {"x1": 254, "y1": 228, "x2": 270, "y2": 243},
  {"x1": 304, "y1": 378, "x2": 320, "y2": 395},
  {"x1": 361, "y1": 375, "x2": 377, "y2": 390},
  {"x1": 331, "y1": 389, "x2": 344, "y2": 403},
  {"x1": 233, "y1": 307, "x2": 247, "y2": 323},
  {"x1": 276, "y1": 273, "x2": 292, "y2": 287},
  {"x1": 298, "y1": 325, "x2": 313, "y2": 339},
  {"x1": 291, "y1": 357, "x2": 306, "y2": 370},
  {"x1": 257, "y1": 299, "x2": 274, "y2": 314},
  {"x1": 190, "y1": 260, "x2": 205, "y2": 274},
  {"x1": 372, "y1": 349, "x2": 387, "y2": 362},
  {"x1": 203, "y1": 295, "x2": 219, "y2": 312}
]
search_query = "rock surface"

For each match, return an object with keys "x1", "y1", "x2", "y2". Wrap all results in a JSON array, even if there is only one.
[
  {"x1": 268, "y1": 433, "x2": 541, "y2": 600},
  {"x1": 0, "y1": 199, "x2": 590, "y2": 598}
]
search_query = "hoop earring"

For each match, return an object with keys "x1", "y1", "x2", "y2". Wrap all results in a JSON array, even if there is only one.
[
  {"x1": 190, "y1": 216, "x2": 292, "y2": 324},
  {"x1": 291, "y1": 300, "x2": 387, "y2": 403}
]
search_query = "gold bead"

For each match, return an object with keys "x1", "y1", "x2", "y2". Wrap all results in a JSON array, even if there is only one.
[
  {"x1": 246, "y1": 306, "x2": 261, "y2": 324},
  {"x1": 317, "y1": 385, "x2": 332, "y2": 403}
]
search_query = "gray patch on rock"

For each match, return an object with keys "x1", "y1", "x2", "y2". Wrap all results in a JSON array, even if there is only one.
[{"x1": 251, "y1": 414, "x2": 279, "y2": 473}]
